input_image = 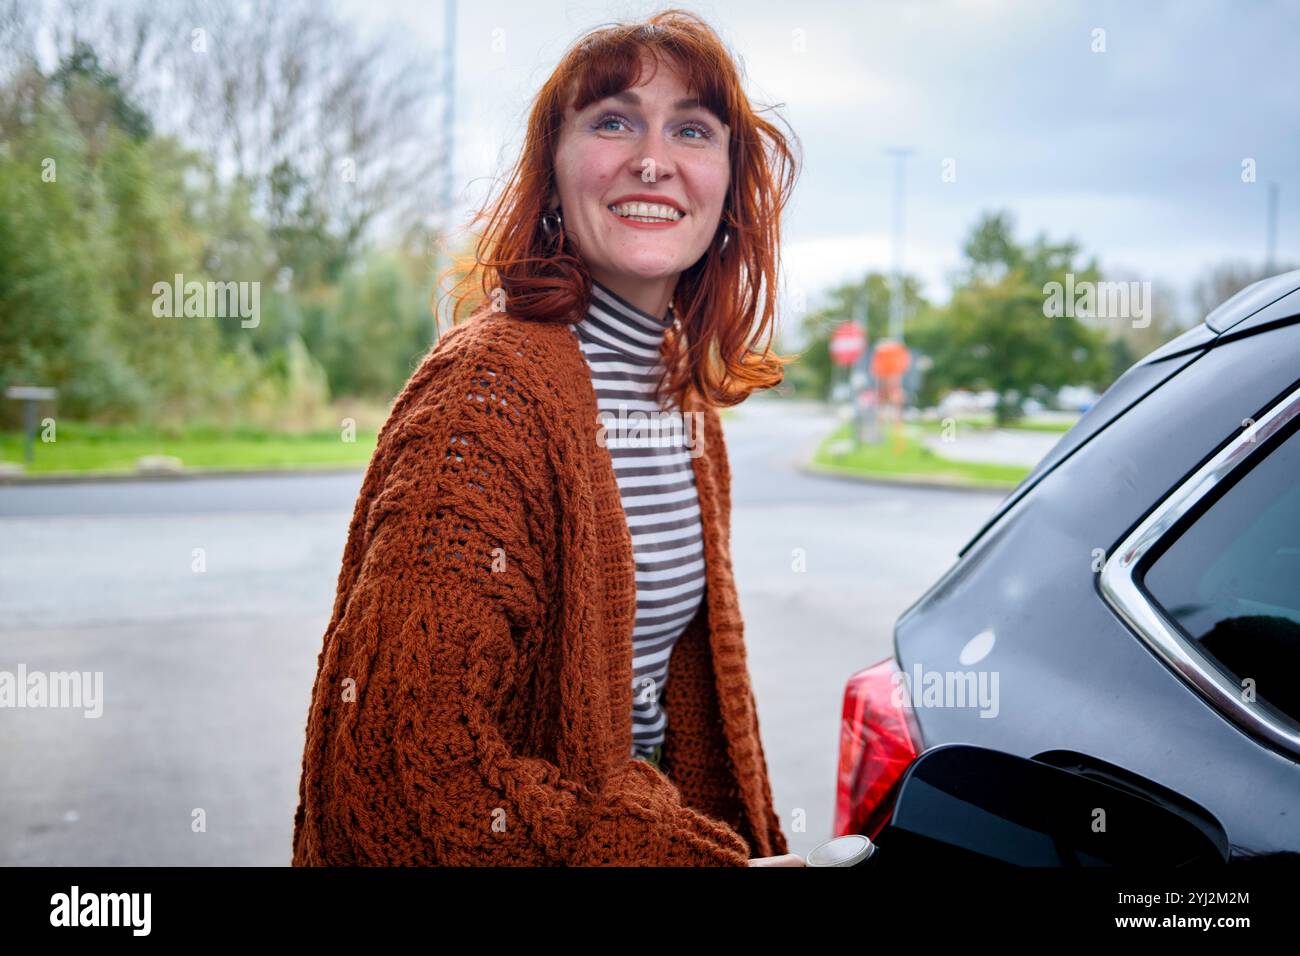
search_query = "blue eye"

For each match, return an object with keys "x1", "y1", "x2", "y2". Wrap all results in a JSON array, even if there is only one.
[
  {"x1": 594, "y1": 112, "x2": 631, "y2": 132},
  {"x1": 592, "y1": 111, "x2": 715, "y2": 141},
  {"x1": 680, "y1": 121, "x2": 714, "y2": 141}
]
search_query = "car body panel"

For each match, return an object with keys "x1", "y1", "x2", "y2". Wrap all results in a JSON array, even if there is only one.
[
  {"x1": 894, "y1": 317, "x2": 1300, "y2": 854},
  {"x1": 1205, "y1": 268, "x2": 1300, "y2": 333}
]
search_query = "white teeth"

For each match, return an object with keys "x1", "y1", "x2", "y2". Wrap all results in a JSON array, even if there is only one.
[{"x1": 608, "y1": 201, "x2": 683, "y2": 222}]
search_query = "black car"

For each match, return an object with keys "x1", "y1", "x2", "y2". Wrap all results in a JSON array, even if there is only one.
[{"x1": 835, "y1": 268, "x2": 1300, "y2": 859}]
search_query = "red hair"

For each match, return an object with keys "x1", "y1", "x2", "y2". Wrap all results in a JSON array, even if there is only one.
[{"x1": 438, "y1": 8, "x2": 801, "y2": 411}]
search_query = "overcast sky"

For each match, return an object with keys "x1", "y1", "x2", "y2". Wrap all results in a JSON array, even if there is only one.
[{"x1": 336, "y1": 0, "x2": 1300, "y2": 324}]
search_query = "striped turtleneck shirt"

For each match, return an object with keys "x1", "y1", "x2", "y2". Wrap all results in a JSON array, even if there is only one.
[{"x1": 567, "y1": 279, "x2": 706, "y2": 766}]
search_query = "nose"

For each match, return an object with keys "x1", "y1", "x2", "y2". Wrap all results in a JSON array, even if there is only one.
[{"x1": 626, "y1": 132, "x2": 676, "y2": 185}]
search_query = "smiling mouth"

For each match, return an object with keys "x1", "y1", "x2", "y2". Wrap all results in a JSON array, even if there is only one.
[{"x1": 607, "y1": 201, "x2": 686, "y2": 223}]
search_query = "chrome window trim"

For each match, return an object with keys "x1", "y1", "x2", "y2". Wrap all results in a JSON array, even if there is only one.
[{"x1": 1099, "y1": 381, "x2": 1300, "y2": 758}]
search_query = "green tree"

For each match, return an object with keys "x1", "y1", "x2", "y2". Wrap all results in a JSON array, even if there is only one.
[
  {"x1": 0, "y1": 1, "x2": 462, "y2": 433},
  {"x1": 909, "y1": 211, "x2": 1109, "y2": 424},
  {"x1": 0, "y1": 40, "x2": 261, "y2": 426},
  {"x1": 49, "y1": 40, "x2": 152, "y2": 144},
  {"x1": 305, "y1": 247, "x2": 434, "y2": 400}
]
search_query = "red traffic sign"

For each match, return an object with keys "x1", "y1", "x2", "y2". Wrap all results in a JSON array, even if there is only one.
[{"x1": 830, "y1": 321, "x2": 866, "y2": 367}]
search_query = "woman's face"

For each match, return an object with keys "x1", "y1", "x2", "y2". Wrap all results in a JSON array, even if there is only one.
[{"x1": 551, "y1": 55, "x2": 731, "y2": 292}]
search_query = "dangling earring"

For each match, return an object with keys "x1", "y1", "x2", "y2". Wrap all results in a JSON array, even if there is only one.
[
  {"x1": 717, "y1": 228, "x2": 731, "y2": 259},
  {"x1": 540, "y1": 207, "x2": 564, "y2": 246}
]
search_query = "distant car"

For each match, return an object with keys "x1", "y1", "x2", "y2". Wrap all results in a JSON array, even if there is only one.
[
  {"x1": 835, "y1": 268, "x2": 1300, "y2": 857},
  {"x1": 937, "y1": 388, "x2": 1000, "y2": 416}
]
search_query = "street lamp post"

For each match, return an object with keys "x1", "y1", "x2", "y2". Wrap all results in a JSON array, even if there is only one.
[
  {"x1": 433, "y1": 0, "x2": 459, "y2": 345},
  {"x1": 885, "y1": 147, "x2": 913, "y2": 345}
]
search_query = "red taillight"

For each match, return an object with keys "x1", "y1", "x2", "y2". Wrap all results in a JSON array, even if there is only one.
[{"x1": 834, "y1": 656, "x2": 924, "y2": 839}]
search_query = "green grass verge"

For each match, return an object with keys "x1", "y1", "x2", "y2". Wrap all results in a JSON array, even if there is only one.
[
  {"x1": 0, "y1": 421, "x2": 378, "y2": 475},
  {"x1": 913, "y1": 415, "x2": 1075, "y2": 434},
  {"x1": 810, "y1": 421, "x2": 1030, "y2": 490},
  {"x1": 1004, "y1": 419, "x2": 1075, "y2": 433}
]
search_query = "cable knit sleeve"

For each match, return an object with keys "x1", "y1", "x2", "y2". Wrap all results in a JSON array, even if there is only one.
[{"x1": 295, "y1": 367, "x2": 752, "y2": 867}]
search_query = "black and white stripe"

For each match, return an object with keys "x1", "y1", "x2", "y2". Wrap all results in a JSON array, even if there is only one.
[{"x1": 568, "y1": 279, "x2": 706, "y2": 762}]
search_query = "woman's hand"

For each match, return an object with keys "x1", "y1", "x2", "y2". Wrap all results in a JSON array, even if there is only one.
[{"x1": 748, "y1": 853, "x2": 806, "y2": 866}]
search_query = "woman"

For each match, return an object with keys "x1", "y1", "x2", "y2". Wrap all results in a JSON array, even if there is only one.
[{"x1": 292, "y1": 8, "x2": 803, "y2": 867}]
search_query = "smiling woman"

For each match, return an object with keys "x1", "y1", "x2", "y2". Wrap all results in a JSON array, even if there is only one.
[
  {"x1": 292, "y1": 8, "x2": 805, "y2": 867},
  {"x1": 445, "y1": 7, "x2": 802, "y2": 411}
]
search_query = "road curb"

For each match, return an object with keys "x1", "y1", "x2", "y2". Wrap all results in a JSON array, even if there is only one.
[{"x1": 798, "y1": 461, "x2": 1014, "y2": 496}]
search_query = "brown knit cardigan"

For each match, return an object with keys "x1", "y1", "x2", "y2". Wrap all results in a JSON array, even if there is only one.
[{"x1": 291, "y1": 305, "x2": 789, "y2": 866}]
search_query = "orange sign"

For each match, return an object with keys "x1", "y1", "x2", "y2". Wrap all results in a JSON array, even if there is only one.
[{"x1": 871, "y1": 340, "x2": 911, "y2": 379}]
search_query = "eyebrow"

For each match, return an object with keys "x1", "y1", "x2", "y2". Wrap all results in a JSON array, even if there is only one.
[{"x1": 607, "y1": 90, "x2": 704, "y2": 112}]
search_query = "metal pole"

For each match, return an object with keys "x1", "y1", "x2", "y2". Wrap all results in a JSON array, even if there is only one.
[
  {"x1": 434, "y1": 0, "x2": 458, "y2": 345},
  {"x1": 851, "y1": 296, "x2": 865, "y2": 446},
  {"x1": 857, "y1": 291, "x2": 881, "y2": 445},
  {"x1": 23, "y1": 398, "x2": 34, "y2": 465},
  {"x1": 885, "y1": 147, "x2": 912, "y2": 344}
]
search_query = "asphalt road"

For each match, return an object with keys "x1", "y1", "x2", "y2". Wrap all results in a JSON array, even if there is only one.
[{"x1": 0, "y1": 397, "x2": 1009, "y2": 864}]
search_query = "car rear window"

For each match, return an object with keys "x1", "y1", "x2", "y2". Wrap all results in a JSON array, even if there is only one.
[{"x1": 1140, "y1": 417, "x2": 1300, "y2": 726}]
